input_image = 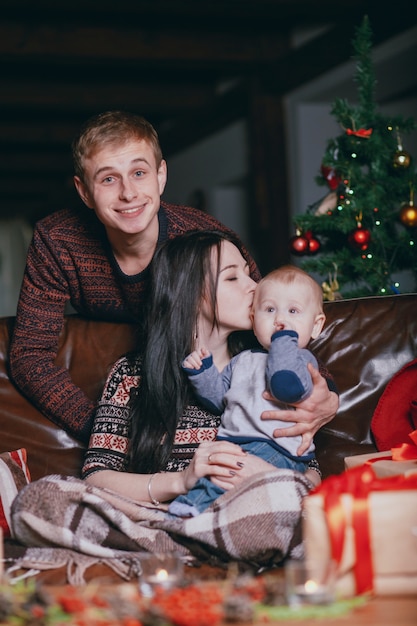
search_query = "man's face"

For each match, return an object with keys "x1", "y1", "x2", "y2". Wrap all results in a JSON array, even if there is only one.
[{"x1": 73, "y1": 139, "x2": 167, "y2": 238}]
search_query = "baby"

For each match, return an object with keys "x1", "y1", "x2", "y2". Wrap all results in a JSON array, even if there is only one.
[{"x1": 169, "y1": 265, "x2": 327, "y2": 517}]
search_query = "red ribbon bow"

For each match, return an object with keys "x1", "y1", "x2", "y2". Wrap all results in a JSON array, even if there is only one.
[
  {"x1": 391, "y1": 428, "x2": 417, "y2": 461},
  {"x1": 312, "y1": 465, "x2": 417, "y2": 594},
  {"x1": 346, "y1": 127, "x2": 373, "y2": 137}
]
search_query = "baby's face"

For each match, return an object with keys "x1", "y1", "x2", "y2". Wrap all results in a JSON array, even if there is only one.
[{"x1": 251, "y1": 278, "x2": 325, "y2": 349}]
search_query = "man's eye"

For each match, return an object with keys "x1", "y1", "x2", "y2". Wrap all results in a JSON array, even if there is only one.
[
  {"x1": 134, "y1": 170, "x2": 144, "y2": 177},
  {"x1": 103, "y1": 176, "x2": 114, "y2": 183}
]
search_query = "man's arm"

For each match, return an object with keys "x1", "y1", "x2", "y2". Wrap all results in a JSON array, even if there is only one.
[
  {"x1": 262, "y1": 364, "x2": 339, "y2": 455},
  {"x1": 9, "y1": 228, "x2": 95, "y2": 443}
]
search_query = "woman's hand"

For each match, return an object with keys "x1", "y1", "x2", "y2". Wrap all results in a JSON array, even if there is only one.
[
  {"x1": 209, "y1": 451, "x2": 276, "y2": 491},
  {"x1": 261, "y1": 364, "x2": 339, "y2": 456},
  {"x1": 180, "y1": 441, "x2": 271, "y2": 493}
]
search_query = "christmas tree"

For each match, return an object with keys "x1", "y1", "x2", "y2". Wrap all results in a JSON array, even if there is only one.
[{"x1": 290, "y1": 15, "x2": 417, "y2": 299}]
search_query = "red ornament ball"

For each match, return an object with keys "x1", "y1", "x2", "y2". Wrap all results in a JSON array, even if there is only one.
[
  {"x1": 289, "y1": 234, "x2": 309, "y2": 255},
  {"x1": 399, "y1": 203, "x2": 417, "y2": 228},
  {"x1": 308, "y1": 237, "x2": 321, "y2": 254},
  {"x1": 348, "y1": 226, "x2": 371, "y2": 250}
]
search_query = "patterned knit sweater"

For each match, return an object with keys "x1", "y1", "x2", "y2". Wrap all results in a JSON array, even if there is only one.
[
  {"x1": 82, "y1": 354, "x2": 221, "y2": 478},
  {"x1": 9, "y1": 201, "x2": 260, "y2": 443}
]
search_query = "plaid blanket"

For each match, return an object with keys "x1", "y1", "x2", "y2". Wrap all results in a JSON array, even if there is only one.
[{"x1": 10, "y1": 470, "x2": 311, "y2": 584}]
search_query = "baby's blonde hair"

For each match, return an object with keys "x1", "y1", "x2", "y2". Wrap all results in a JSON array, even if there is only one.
[{"x1": 255, "y1": 265, "x2": 324, "y2": 313}]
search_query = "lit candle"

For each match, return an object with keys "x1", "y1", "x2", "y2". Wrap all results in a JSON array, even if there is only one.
[
  {"x1": 285, "y1": 559, "x2": 336, "y2": 607},
  {"x1": 138, "y1": 553, "x2": 183, "y2": 598},
  {"x1": 294, "y1": 578, "x2": 333, "y2": 605},
  {"x1": 156, "y1": 568, "x2": 168, "y2": 581}
]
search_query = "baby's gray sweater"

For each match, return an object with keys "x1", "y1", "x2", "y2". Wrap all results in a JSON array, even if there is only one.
[{"x1": 184, "y1": 330, "x2": 318, "y2": 457}]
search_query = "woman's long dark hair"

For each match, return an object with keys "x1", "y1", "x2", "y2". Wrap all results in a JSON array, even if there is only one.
[{"x1": 128, "y1": 229, "x2": 255, "y2": 473}]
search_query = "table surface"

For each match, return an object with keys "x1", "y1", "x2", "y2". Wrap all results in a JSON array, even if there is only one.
[
  {"x1": 4, "y1": 560, "x2": 417, "y2": 625},
  {"x1": 258, "y1": 596, "x2": 417, "y2": 626}
]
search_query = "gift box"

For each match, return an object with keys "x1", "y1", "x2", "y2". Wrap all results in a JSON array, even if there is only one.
[
  {"x1": 345, "y1": 428, "x2": 417, "y2": 478},
  {"x1": 303, "y1": 465, "x2": 417, "y2": 597},
  {"x1": 344, "y1": 450, "x2": 417, "y2": 478}
]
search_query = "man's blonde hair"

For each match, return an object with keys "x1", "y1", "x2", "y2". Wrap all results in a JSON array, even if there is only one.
[{"x1": 72, "y1": 110, "x2": 163, "y2": 182}]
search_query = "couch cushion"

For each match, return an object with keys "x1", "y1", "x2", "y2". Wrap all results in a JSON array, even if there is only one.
[
  {"x1": 311, "y1": 293, "x2": 417, "y2": 476},
  {"x1": 0, "y1": 316, "x2": 136, "y2": 481}
]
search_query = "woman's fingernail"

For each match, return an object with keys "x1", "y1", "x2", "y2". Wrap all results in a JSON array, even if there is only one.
[
  {"x1": 229, "y1": 470, "x2": 236, "y2": 476},
  {"x1": 236, "y1": 462, "x2": 244, "y2": 468}
]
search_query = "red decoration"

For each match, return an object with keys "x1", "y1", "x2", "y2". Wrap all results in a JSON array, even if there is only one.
[
  {"x1": 289, "y1": 229, "x2": 321, "y2": 255},
  {"x1": 348, "y1": 224, "x2": 371, "y2": 250},
  {"x1": 289, "y1": 233, "x2": 309, "y2": 255},
  {"x1": 320, "y1": 164, "x2": 342, "y2": 190},
  {"x1": 308, "y1": 236, "x2": 321, "y2": 254},
  {"x1": 346, "y1": 127, "x2": 373, "y2": 138}
]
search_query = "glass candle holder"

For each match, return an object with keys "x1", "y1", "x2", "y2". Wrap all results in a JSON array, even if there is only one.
[
  {"x1": 285, "y1": 559, "x2": 336, "y2": 607},
  {"x1": 138, "y1": 552, "x2": 184, "y2": 597}
]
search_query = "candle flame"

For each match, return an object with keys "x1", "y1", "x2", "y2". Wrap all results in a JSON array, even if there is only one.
[
  {"x1": 156, "y1": 568, "x2": 169, "y2": 581},
  {"x1": 305, "y1": 579, "x2": 318, "y2": 593}
]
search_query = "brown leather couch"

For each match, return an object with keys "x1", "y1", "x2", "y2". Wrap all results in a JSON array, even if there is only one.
[{"x1": 1, "y1": 293, "x2": 416, "y2": 482}]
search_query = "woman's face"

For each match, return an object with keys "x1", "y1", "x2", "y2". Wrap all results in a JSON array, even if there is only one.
[{"x1": 202, "y1": 240, "x2": 257, "y2": 334}]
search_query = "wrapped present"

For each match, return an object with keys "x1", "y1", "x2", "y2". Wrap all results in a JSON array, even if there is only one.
[
  {"x1": 344, "y1": 450, "x2": 417, "y2": 478},
  {"x1": 303, "y1": 465, "x2": 417, "y2": 597},
  {"x1": 345, "y1": 428, "x2": 417, "y2": 478}
]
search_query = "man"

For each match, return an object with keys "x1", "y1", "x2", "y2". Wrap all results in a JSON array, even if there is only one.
[{"x1": 9, "y1": 111, "x2": 338, "y2": 444}]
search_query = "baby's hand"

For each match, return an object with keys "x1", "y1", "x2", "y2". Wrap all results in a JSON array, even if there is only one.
[{"x1": 183, "y1": 346, "x2": 211, "y2": 370}]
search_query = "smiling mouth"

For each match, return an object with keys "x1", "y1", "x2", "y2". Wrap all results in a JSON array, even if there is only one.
[{"x1": 119, "y1": 206, "x2": 144, "y2": 215}]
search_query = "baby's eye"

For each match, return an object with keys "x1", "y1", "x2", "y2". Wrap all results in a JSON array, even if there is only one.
[
  {"x1": 289, "y1": 308, "x2": 298, "y2": 314},
  {"x1": 266, "y1": 306, "x2": 275, "y2": 313}
]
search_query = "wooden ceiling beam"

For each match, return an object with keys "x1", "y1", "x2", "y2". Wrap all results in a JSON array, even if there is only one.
[
  {"x1": 0, "y1": 80, "x2": 214, "y2": 112},
  {"x1": 0, "y1": 20, "x2": 289, "y2": 67}
]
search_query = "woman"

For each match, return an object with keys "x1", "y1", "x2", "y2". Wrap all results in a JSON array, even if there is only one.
[
  {"x1": 83, "y1": 230, "x2": 336, "y2": 503},
  {"x1": 11, "y1": 230, "x2": 337, "y2": 573}
]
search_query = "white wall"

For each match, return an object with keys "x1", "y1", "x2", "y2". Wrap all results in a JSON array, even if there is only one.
[
  {"x1": 163, "y1": 120, "x2": 250, "y2": 245},
  {"x1": 0, "y1": 219, "x2": 32, "y2": 317}
]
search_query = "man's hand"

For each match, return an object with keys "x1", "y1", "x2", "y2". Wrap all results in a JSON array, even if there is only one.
[{"x1": 261, "y1": 364, "x2": 339, "y2": 455}]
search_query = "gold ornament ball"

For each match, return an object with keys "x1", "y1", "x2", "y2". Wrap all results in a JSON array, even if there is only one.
[
  {"x1": 399, "y1": 203, "x2": 417, "y2": 228},
  {"x1": 392, "y1": 149, "x2": 411, "y2": 169}
]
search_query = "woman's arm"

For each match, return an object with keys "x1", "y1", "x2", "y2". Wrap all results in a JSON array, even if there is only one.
[
  {"x1": 83, "y1": 355, "x2": 249, "y2": 503},
  {"x1": 86, "y1": 440, "x2": 249, "y2": 503}
]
